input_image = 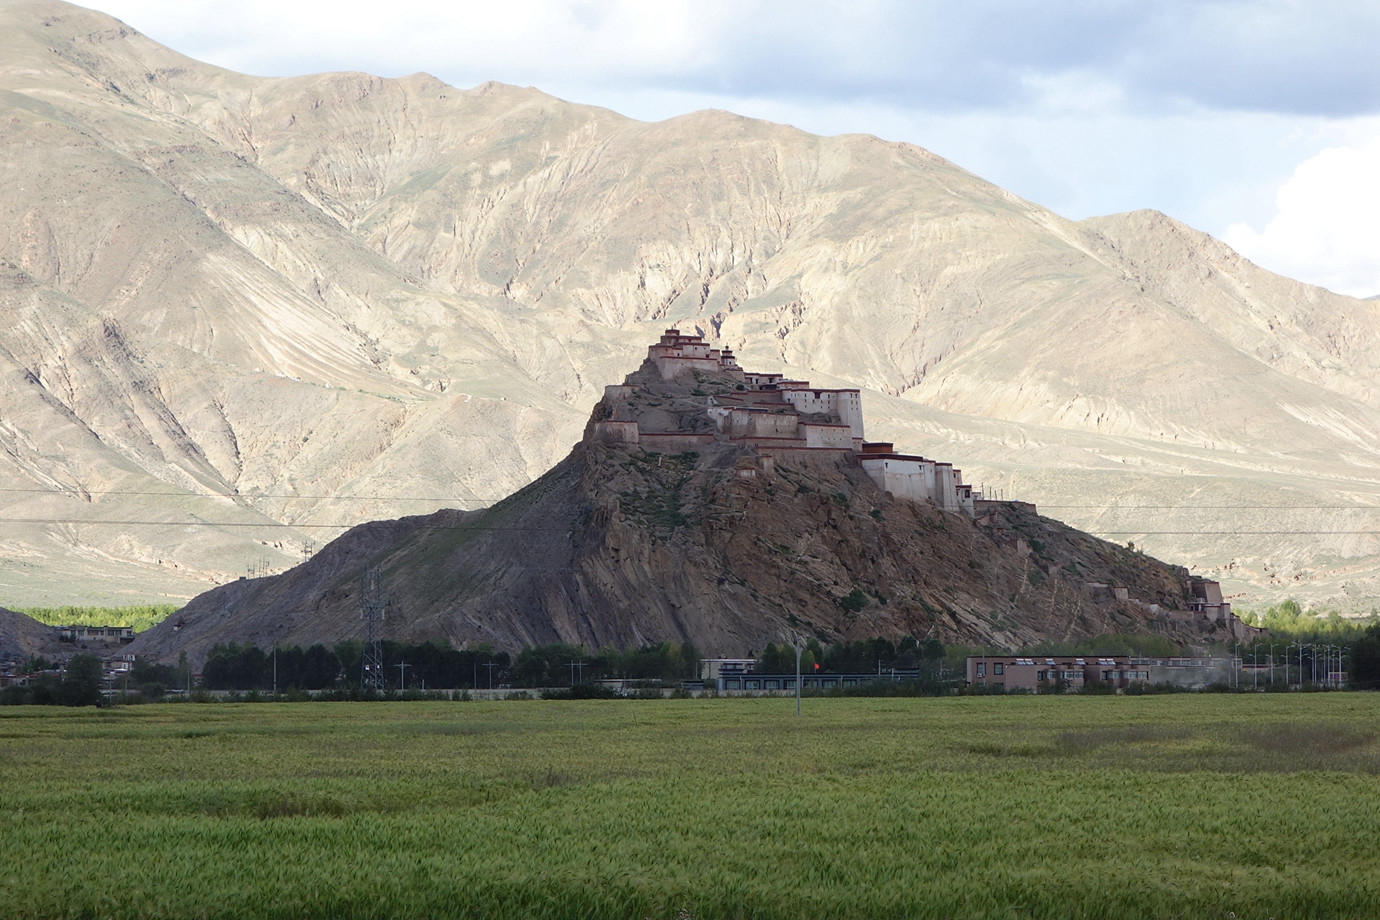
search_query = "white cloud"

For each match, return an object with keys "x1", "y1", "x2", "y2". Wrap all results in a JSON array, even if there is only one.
[
  {"x1": 1224, "y1": 137, "x2": 1380, "y2": 298},
  {"x1": 86, "y1": 0, "x2": 1380, "y2": 294}
]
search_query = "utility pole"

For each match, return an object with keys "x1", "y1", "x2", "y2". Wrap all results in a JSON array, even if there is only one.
[
  {"x1": 483, "y1": 661, "x2": 497, "y2": 691},
  {"x1": 396, "y1": 661, "x2": 409, "y2": 692}
]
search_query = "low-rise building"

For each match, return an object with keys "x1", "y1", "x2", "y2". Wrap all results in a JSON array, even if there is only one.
[
  {"x1": 56, "y1": 625, "x2": 135, "y2": 644},
  {"x1": 1131, "y1": 656, "x2": 1241, "y2": 688},
  {"x1": 965, "y1": 655, "x2": 1150, "y2": 691},
  {"x1": 715, "y1": 669, "x2": 921, "y2": 692}
]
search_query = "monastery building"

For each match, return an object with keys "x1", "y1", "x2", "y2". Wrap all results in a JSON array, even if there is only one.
[{"x1": 595, "y1": 328, "x2": 981, "y2": 515}]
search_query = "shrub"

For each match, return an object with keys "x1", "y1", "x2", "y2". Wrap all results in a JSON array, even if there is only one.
[{"x1": 839, "y1": 589, "x2": 869, "y2": 613}]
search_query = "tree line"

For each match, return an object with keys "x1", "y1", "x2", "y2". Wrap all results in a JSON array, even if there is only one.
[
  {"x1": 13, "y1": 621, "x2": 1379, "y2": 701},
  {"x1": 1237, "y1": 599, "x2": 1379, "y2": 641},
  {"x1": 201, "y1": 640, "x2": 512, "y2": 691},
  {"x1": 753, "y1": 635, "x2": 946, "y2": 674},
  {"x1": 0, "y1": 653, "x2": 103, "y2": 706},
  {"x1": 510, "y1": 641, "x2": 701, "y2": 687},
  {"x1": 18, "y1": 604, "x2": 180, "y2": 634}
]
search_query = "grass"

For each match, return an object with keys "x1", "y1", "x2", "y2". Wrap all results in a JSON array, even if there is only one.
[{"x1": 1, "y1": 695, "x2": 1378, "y2": 919}]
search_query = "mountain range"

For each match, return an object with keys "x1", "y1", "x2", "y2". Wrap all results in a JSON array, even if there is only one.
[{"x1": 2, "y1": 0, "x2": 1378, "y2": 615}]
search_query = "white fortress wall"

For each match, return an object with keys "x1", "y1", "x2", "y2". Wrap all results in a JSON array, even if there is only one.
[
  {"x1": 752, "y1": 413, "x2": 802, "y2": 438},
  {"x1": 708, "y1": 406, "x2": 800, "y2": 439},
  {"x1": 956, "y1": 484, "x2": 976, "y2": 515},
  {"x1": 804, "y1": 424, "x2": 855, "y2": 450},
  {"x1": 594, "y1": 420, "x2": 640, "y2": 444},
  {"x1": 651, "y1": 353, "x2": 719, "y2": 379},
  {"x1": 860, "y1": 455, "x2": 936, "y2": 503},
  {"x1": 779, "y1": 387, "x2": 865, "y2": 439},
  {"x1": 934, "y1": 464, "x2": 960, "y2": 512}
]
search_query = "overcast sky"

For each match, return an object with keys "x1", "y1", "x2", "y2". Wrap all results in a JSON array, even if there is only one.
[{"x1": 93, "y1": 0, "x2": 1380, "y2": 298}]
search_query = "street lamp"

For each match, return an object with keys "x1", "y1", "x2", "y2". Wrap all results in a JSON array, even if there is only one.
[{"x1": 795, "y1": 639, "x2": 802, "y2": 718}]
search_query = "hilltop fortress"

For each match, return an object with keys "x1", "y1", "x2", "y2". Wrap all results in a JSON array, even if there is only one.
[
  {"x1": 592, "y1": 329, "x2": 980, "y2": 514},
  {"x1": 588, "y1": 328, "x2": 1255, "y2": 640}
]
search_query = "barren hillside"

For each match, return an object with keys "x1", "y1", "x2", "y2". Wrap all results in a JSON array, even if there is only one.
[{"x1": 2, "y1": 0, "x2": 1378, "y2": 611}]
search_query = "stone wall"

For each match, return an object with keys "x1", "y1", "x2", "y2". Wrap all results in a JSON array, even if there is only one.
[{"x1": 594, "y1": 420, "x2": 639, "y2": 445}]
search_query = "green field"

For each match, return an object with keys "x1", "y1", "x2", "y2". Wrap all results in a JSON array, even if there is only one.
[{"x1": 2, "y1": 696, "x2": 1377, "y2": 919}]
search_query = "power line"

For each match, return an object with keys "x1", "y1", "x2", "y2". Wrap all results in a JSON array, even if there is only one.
[
  {"x1": 9, "y1": 488, "x2": 1380, "y2": 510},
  {"x1": 1, "y1": 515, "x2": 1379, "y2": 538},
  {"x1": 5, "y1": 487, "x2": 1380, "y2": 511},
  {"x1": 0, "y1": 518, "x2": 355, "y2": 528},
  {"x1": 1037, "y1": 507, "x2": 1374, "y2": 515},
  {"x1": 1041, "y1": 507, "x2": 1380, "y2": 512},
  {"x1": 0, "y1": 487, "x2": 482, "y2": 502},
  {"x1": 1086, "y1": 532, "x2": 1380, "y2": 538}
]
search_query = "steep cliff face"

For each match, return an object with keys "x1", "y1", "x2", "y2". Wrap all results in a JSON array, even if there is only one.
[{"x1": 130, "y1": 375, "x2": 1219, "y2": 665}]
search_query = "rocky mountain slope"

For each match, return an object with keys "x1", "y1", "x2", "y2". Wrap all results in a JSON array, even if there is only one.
[
  {"x1": 0, "y1": 607, "x2": 61, "y2": 663},
  {"x1": 2, "y1": 0, "x2": 1379, "y2": 611},
  {"x1": 130, "y1": 359, "x2": 1226, "y2": 665}
]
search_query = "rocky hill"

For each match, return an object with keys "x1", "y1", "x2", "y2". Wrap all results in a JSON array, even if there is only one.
[
  {"x1": 2, "y1": 0, "x2": 1379, "y2": 612},
  {"x1": 0, "y1": 607, "x2": 60, "y2": 663},
  {"x1": 130, "y1": 354, "x2": 1235, "y2": 665}
]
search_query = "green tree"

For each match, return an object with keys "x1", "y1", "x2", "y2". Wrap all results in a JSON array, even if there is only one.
[
  {"x1": 1350, "y1": 623, "x2": 1380, "y2": 690},
  {"x1": 301, "y1": 644, "x2": 341, "y2": 689},
  {"x1": 679, "y1": 641, "x2": 701, "y2": 681},
  {"x1": 512, "y1": 643, "x2": 586, "y2": 687},
  {"x1": 755, "y1": 643, "x2": 790, "y2": 673},
  {"x1": 839, "y1": 589, "x2": 869, "y2": 613},
  {"x1": 60, "y1": 654, "x2": 104, "y2": 707},
  {"x1": 333, "y1": 640, "x2": 363, "y2": 687},
  {"x1": 22, "y1": 655, "x2": 54, "y2": 673}
]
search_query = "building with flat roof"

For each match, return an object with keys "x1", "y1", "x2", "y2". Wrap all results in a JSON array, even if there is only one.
[
  {"x1": 965, "y1": 655, "x2": 1150, "y2": 691},
  {"x1": 56, "y1": 625, "x2": 135, "y2": 644},
  {"x1": 714, "y1": 669, "x2": 921, "y2": 693}
]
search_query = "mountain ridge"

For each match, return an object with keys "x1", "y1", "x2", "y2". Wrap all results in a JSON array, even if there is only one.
[{"x1": 1, "y1": 0, "x2": 1377, "y2": 613}]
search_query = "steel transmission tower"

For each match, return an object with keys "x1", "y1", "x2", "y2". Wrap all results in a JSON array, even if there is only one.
[{"x1": 360, "y1": 566, "x2": 387, "y2": 691}]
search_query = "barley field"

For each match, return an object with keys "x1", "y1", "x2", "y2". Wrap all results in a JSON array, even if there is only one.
[{"x1": 2, "y1": 695, "x2": 1377, "y2": 919}]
